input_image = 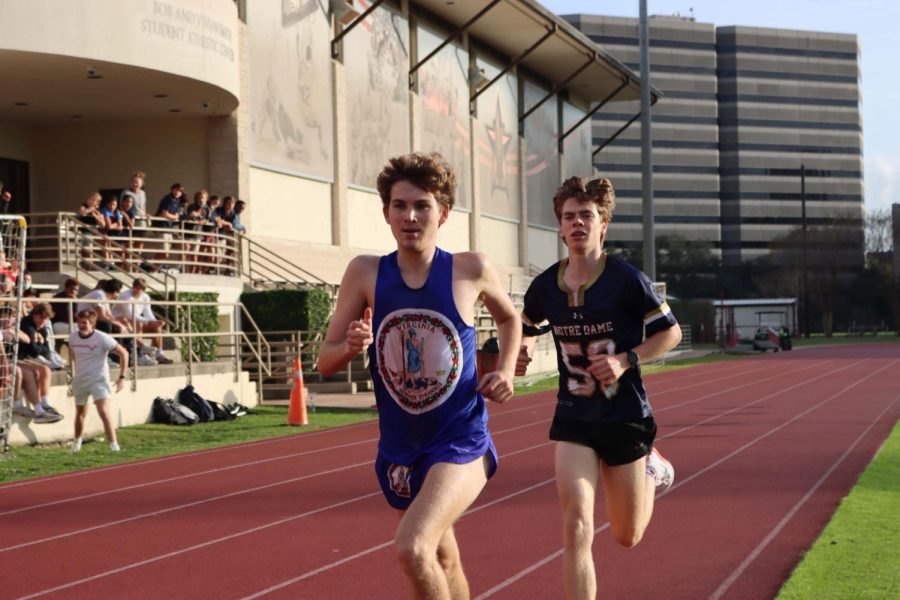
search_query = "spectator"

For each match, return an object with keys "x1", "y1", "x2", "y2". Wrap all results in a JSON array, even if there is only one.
[
  {"x1": 20, "y1": 271, "x2": 37, "y2": 317},
  {"x1": 99, "y1": 196, "x2": 124, "y2": 267},
  {"x1": 0, "y1": 188, "x2": 12, "y2": 213},
  {"x1": 213, "y1": 195, "x2": 237, "y2": 233},
  {"x1": 120, "y1": 171, "x2": 147, "y2": 255},
  {"x1": 78, "y1": 192, "x2": 105, "y2": 268},
  {"x1": 184, "y1": 190, "x2": 211, "y2": 273},
  {"x1": 51, "y1": 277, "x2": 80, "y2": 337},
  {"x1": 118, "y1": 194, "x2": 137, "y2": 268},
  {"x1": 203, "y1": 195, "x2": 221, "y2": 273},
  {"x1": 154, "y1": 183, "x2": 183, "y2": 266},
  {"x1": 77, "y1": 279, "x2": 132, "y2": 338},
  {"x1": 213, "y1": 196, "x2": 238, "y2": 275},
  {"x1": 233, "y1": 200, "x2": 247, "y2": 234},
  {"x1": 69, "y1": 308, "x2": 128, "y2": 453},
  {"x1": 112, "y1": 278, "x2": 172, "y2": 365},
  {"x1": 120, "y1": 171, "x2": 148, "y2": 227},
  {"x1": 19, "y1": 302, "x2": 54, "y2": 363},
  {"x1": 1, "y1": 305, "x2": 59, "y2": 424}
]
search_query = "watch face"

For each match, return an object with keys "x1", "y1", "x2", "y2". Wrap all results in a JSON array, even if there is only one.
[{"x1": 628, "y1": 351, "x2": 639, "y2": 367}]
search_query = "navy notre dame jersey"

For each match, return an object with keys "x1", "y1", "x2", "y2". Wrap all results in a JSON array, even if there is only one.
[{"x1": 523, "y1": 253, "x2": 677, "y2": 424}]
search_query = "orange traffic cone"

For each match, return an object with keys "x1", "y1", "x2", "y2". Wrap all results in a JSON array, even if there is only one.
[{"x1": 287, "y1": 356, "x2": 308, "y2": 426}]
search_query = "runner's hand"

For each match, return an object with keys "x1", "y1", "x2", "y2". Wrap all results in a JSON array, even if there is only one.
[
  {"x1": 477, "y1": 371, "x2": 514, "y2": 404},
  {"x1": 587, "y1": 352, "x2": 626, "y2": 387},
  {"x1": 346, "y1": 307, "x2": 373, "y2": 355},
  {"x1": 514, "y1": 345, "x2": 531, "y2": 376}
]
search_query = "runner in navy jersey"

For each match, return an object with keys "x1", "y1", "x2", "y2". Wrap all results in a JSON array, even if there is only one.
[
  {"x1": 516, "y1": 176, "x2": 682, "y2": 600},
  {"x1": 317, "y1": 152, "x2": 521, "y2": 599}
]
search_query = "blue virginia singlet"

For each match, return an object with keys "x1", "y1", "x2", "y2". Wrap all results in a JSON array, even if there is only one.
[{"x1": 368, "y1": 248, "x2": 495, "y2": 467}]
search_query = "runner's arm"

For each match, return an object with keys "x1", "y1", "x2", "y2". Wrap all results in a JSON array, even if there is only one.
[{"x1": 316, "y1": 256, "x2": 376, "y2": 377}]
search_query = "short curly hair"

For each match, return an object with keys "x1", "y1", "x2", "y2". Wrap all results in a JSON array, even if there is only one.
[
  {"x1": 376, "y1": 152, "x2": 457, "y2": 209},
  {"x1": 552, "y1": 176, "x2": 616, "y2": 224}
]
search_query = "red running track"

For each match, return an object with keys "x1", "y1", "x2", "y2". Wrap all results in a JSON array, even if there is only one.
[{"x1": 1, "y1": 343, "x2": 897, "y2": 599}]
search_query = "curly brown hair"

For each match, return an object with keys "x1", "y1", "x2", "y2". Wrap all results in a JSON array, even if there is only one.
[
  {"x1": 552, "y1": 176, "x2": 616, "y2": 223},
  {"x1": 376, "y1": 152, "x2": 457, "y2": 209}
]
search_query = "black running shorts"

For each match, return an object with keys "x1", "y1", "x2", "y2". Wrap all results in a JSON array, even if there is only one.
[{"x1": 549, "y1": 415, "x2": 657, "y2": 466}]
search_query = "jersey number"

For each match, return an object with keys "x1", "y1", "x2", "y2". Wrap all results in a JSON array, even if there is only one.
[{"x1": 559, "y1": 339, "x2": 615, "y2": 397}]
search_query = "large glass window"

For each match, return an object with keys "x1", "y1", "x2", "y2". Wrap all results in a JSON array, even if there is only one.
[{"x1": 248, "y1": 0, "x2": 334, "y2": 179}]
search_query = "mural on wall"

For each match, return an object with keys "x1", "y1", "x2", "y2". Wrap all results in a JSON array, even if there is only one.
[
  {"x1": 562, "y1": 100, "x2": 593, "y2": 183},
  {"x1": 346, "y1": 4, "x2": 409, "y2": 188},
  {"x1": 416, "y1": 24, "x2": 470, "y2": 210},
  {"x1": 523, "y1": 80, "x2": 559, "y2": 228},
  {"x1": 249, "y1": 0, "x2": 333, "y2": 178},
  {"x1": 475, "y1": 57, "x2": 518, "y2": 220}
]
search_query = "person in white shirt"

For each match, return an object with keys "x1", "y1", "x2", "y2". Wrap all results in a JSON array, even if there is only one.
[
  {"x1": 68, "y1": 308, "x2": 128, "y2": 453},
  {"x1": 112, "y1": 278, "x2": 172, "y2": 364}
]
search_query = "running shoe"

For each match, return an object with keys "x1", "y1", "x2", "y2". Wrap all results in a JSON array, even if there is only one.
[
  {"x1": 155, "y1": 354, "x2": 173, "y2": 365},
  {"x1": 137, "y1": 354, "x2": 157, "y2": 366},
  {"x1": 43, "y1": 405, "x2": 62, "y2": 417},
  {"x1": 70, "y1": 439, "x2": 82, "y2": 453},
  {"x1": 109, "y1": 442, "x2": 121, "y2": 452},
  {"x1": 646, "y1": 447, "x2": 675, "y2": 493},
  {"x1": 34, "y1": 411, "x2": 63, "y2": 424}
]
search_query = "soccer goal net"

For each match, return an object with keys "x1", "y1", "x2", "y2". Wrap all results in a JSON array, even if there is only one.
[{"x1": 0, "y1": 215, "x2": 28, "y2": 453}]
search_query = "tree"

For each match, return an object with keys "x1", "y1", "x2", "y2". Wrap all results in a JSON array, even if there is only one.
[{"x1": 865, "y1": 207, "x2": 893, "y2": 254}]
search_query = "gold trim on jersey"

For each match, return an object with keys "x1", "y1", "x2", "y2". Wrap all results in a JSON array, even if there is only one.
[
  {"x1": 557, "y1": 253, "x2": 608, "y2": 307},
  {"x1": 644, "y1": 301, "x2": 672, "y2": 324}
]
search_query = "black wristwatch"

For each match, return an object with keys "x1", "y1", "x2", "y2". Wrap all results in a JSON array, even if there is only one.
[{"x1": 627, "y1": 350, "x2": 640, "y2": 369}]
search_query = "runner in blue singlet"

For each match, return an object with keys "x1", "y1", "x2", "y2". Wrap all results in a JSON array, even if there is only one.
[{"x1": 317, "y1": 152, "x2": 521, "y2": 599}]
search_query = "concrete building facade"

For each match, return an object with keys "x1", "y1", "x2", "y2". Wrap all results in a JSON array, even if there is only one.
[
  {"x1": 564, "y1": 14, "x2": 865, "y2": 267},
  {"x1": 563, "y1": 14, "x2": 722, "y2": 255},
  {"x1": 0, "y1": 0, "x2": 654, "y2": 288}
]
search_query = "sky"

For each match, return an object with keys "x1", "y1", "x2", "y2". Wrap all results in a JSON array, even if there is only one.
[{"x1": 541, "y1": 0, "x2": 898, "y2": 213}]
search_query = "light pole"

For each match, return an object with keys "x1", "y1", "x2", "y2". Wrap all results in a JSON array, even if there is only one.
[
  {"x1": 639, "y1": 0, "x2": 655, "y2": 280},
  {"x1": 801, "y1": 164, "x2": 809, "y2": 337}
]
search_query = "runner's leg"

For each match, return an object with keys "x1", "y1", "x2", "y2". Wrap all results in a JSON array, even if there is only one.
[
  {"x1": 555, "y1": 441, "x2": 600, "y2": 600},
  {"x1": 600, "y1": 454, "x2": 655, "y2": 547},
  {"x1": 395, "y1": 456, "x2": 489, "y2": 599}
]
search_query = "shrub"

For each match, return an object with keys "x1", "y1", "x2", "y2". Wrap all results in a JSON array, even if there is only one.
[
  {"x1": 240, "y1": 288, "x2": 333, "y2": 332},
  {"x1": 150, "y1": 291, "x2": 220, "y2": 362}
]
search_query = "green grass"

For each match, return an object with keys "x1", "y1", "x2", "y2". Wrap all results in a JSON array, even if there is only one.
[
  {"x1": 793, "y1": 332, "x2": 900, "y2": 347},
  {"x1": 0, "y1": 406, "x2": 376, "y2": 483},
  {"x1": 777, "y1": 423, "x2": 900, "y2": 599}
]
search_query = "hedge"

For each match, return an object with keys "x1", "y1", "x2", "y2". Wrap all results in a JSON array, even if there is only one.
[
  {"x1": 239, "y1": 288, "x2": 333, "y2": 332},
  {"x1": 150, "y1": 291, "x2": 220, "y2": 362}
]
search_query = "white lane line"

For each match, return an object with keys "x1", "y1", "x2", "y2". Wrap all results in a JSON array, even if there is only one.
[
  {"x1": 0, "y1": 419, "x2": 379, "y2": 491},
  {"x1": 13, "y1": 354, "x2": 886, "y2": 597},
  {"x1": 241, "y1": 474, "x2": 559, "y2": 599},
  {"x1": 16, "y1": 440, "x2": 557, "y2": 600},
  {"x1": 244, "y1": 357, "x2": 874, "y2": 599},
  {"x1": 15, "y1": 490, "x2": 383, "y2": 600},
  {"x1": 709, "y1": 395, "x2": 900, "y2": 600},
  {"x1": 0, "y1": 437, "x2": 379, "y2": 517},
  {"x1": 472, "y1": 357, "x2": 897, "y2": 598}
]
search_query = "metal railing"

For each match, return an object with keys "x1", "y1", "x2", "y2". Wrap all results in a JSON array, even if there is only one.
[
  {"x1": 239, "y1": 235, "x2": 336, "y2": 295},
  {"x1": 28, "y1": 296, "x2": 272, "y2": 404},
  {"x1": 240, "y1": 329, "x2": 371, "y2": 400},
  {"x1": 24, "y1": 211, "x2": 336, "y2": 297},
  {"x1": 25, "y1": 212, "x2": 241, "y2": 279}
]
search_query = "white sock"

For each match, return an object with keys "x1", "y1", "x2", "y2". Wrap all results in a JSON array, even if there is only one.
[
  {"x1": 40, "y1": 395, "x2": 50, "y2": 408},
  {"x1": 33, "y1": 404, "x2": 45, "y2": 415},
  {"x1": 156, "y1": 348, "x2": 165, "y2": 358}
]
